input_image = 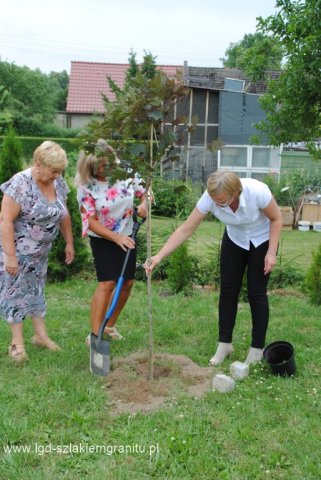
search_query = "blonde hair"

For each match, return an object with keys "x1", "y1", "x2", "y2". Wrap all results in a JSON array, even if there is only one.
[
  {"x1": 33, "y1": 141, "x2": 67, "y2": 170},
  {"x1": 207, "y1": 170, "x2": 242, "y2": 197},
  {"x1": 74, "y1": 139, "x2": 115, "y2": 186}
]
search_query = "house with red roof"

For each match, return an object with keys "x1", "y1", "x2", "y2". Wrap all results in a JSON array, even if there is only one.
[
  {"x1": 66, "y1": 60, "x2": 282, "y2": 182},
  {"x1": 66, "y1": 61, "x2": 182, "y2": 129}
]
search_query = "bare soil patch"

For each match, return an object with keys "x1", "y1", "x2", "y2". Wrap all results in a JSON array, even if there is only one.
[{"x1": 105, "y1": 352, "x2": 213, "y2": 416}]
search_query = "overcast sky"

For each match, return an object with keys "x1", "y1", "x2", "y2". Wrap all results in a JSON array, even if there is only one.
[{"x1": 0, "y1": 0, "x2": 279, "y2": 74}]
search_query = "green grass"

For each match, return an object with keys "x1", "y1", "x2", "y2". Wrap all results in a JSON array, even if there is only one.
[
  {"x1": 149, "y1": 217, "x2": 321, "y2": 273},
  {"x1": 0, "y1": 221, "x2": 320, "y2": 479}
]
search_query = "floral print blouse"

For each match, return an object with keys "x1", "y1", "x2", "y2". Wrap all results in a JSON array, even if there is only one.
[{"x1": 77, "y1": 175, "x2": 145, "y2": 237}]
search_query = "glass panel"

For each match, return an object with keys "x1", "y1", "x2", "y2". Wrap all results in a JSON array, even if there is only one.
[
  {"x1": 206, "y1": 126, "x2": 218, "y2": 143},
  {"x1": 220, "y1": 147, "x2": 247, "y2": 167},
  {"x1": 208, "y1": 92, "x2": 219, "y2": 123},
  {"x1": 252, "y1": 148, "x2": 281, "y2": 169},
  {"x1": 192, "y1": 90, "x2": 206, "y2": 123},
  {"x1": 176, "y1": 125, "x2": 188, "y2": 144},
  {"x1": 190, "y1": 126, "x2": 205, "y2": 146},
  {"x1": 176, "y1": 95, "x2": 190, "y2": 118},
  {"x1": 204, "y1": 150, "x2": 218, "y2": 179}
]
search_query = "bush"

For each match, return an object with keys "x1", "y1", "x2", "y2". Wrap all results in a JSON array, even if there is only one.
[
  {"x1": 167, "y1": 243, "x2": 193, "y2": 294},
  {"x1": 304, "y1": 243, "x2": 321, "y2": 306},
  {"x1": 47, "y1": 182, "x2": 91, "y2": 282},
  {"x1": 0, "y1": 136, "x2": 78, "y2": 163},
  {"x1": 151, "y1": 178, "x2": 196, "y2": 218},
  {"x1": 0, "y1": 126, "x2": 23, "y2": 200},
  {"x1": 269, "y1": 262, "x2": 304, "y2": 290}
]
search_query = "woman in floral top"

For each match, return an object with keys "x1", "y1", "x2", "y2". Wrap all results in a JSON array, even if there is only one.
[
  {"x1": 0, "y1": 141, "x2": 74, "y2": 362},
  {"x1": 75, "y1": 139, "x2": 146, "y2": 341}
]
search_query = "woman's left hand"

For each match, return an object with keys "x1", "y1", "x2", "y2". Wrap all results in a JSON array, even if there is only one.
[
  {"x1": 65, "y1": 243, "x2": 75, "y2": 265},
  {"x1": 264, "y1": 252, "x2": 276, "y2": 275}
]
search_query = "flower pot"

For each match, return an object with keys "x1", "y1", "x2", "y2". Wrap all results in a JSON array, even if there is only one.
[{"x1": 263, "y1": 341, "x2": 296, "y2": 377}]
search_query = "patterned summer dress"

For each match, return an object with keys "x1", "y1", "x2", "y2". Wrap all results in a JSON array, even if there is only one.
[{"x1": 0, "y1": 168, "x2": 69, "y2": 324}]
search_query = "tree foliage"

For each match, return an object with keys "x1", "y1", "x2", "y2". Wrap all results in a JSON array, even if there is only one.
[
  {"x1": 79, "y1": 53, "x2": 190, "y2": 187},
  {"x1": 256, "y1": 0, "x2": 321, "y2": 157},
  {"x1": 0, "y1": 60, "x2": 69, "y2": 135},
  {"x1": 48, "y1": 182, "x2": 91, "y2": 282},
  {"x1": 221, "y1": 32, "x2": 284, "y2": 81},
  {"x1": 0, "y1": 126, "x2": 23, "y2": 200}
]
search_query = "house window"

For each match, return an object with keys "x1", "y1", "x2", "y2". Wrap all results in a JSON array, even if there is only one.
[
  {"x1": 252, "y1": 147, "x2": 279, "y2": 168},
  {"x1": 220, "y1": 147, "x2": 247, "y2": 167}
]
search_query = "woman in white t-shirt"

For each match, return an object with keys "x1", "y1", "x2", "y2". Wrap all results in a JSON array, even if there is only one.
[
  {"x1": 145, "y1": 170, "x2": 282, "y2": 366},
  {"x1": 75, "y1": 139, "x2": 146, "y2": 342}
]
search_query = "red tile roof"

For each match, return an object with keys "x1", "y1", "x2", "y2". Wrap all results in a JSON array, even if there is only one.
[{"x1": 67, "y1": 61, "x2": 183, "y2": 114}]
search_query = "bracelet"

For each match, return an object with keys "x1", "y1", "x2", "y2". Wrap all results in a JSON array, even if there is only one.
[{"x1": 267, "y1": 250, "x2": 276, "y2": 257}]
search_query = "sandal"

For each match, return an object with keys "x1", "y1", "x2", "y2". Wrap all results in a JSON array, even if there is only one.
[
  {"x1": 32, "y1": 335, "x2": 61, "y2": 351},
  {"x1": 104, "y1": 326, "x2": 124, "y2": 340},
  {"x1": 8, "y1": 343, "x2": 28, "y2": 363}
]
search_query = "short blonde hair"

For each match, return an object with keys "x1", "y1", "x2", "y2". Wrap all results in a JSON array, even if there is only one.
[
  {"x1": 207, "y1": 170, "x2": 242, "y2": 197},
  {"x1": 74, "y1": 139, "x2": 115, "y2": 186},
  {"x1": 33, "y1": 141, "x2": 68, "y2": 170}
]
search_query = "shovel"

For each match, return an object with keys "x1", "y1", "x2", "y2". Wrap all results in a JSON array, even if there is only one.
[{"x1": 90, "y1": 208, "x2": 145, "y2": 376}]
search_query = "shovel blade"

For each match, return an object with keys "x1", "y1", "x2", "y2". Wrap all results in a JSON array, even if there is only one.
[{"x1": 90, "y1": 333, "x2": 111, "y2": 376}]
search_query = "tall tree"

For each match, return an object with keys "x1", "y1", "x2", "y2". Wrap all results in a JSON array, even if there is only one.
[
  {"x1": 80, "y1": 58, "x2": 190, "y2": 379},
  {"x1": 0, "y1": 60, "x2": 69, "y2": 135},
  {"x1": 48, "y1": 70, "x2": 69, "y2": 111},
  {"x1": 125, "y1": 49, "x2": 139, "y2": 87},
  {"x1": 221, "y1": 32, "x2": 284, "y2": 81},
  {"x1": 256, "y1": 0, "x2": 321, "y2": 158},
  {"x1": 141, "y1": 50, "x2": 157, "y2": 79}
]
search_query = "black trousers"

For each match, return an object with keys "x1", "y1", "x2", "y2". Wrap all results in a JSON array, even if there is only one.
[{"x1": 219, "y1": 230, "x2": 270, "y2": 348}]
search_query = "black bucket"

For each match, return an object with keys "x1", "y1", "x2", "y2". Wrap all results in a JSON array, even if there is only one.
[{"x1": 263, "y1": 341, "x2": 296, "y2": 377}]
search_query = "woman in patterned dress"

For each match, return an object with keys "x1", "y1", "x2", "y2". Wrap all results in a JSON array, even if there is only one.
[
  {"x1": 0, "y1": 141, "x2": 74, "y2": 362},
  {"x1": 75, "y1": 139, "x2": 146, "y2": 341}
]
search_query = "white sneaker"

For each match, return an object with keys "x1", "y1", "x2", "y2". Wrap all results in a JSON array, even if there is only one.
[
  {"x1": 245, "y1": 347, "x2": 263, "y2": 365},
  {"x1": 209, "y1": 342, "x2": 234, "y2": 366}
]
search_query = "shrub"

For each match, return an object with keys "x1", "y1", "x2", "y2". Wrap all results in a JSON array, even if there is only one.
[
  {"x1": 304, "y1": 243, "x2": 321, "y2": 306},
  {"x1": 269, "y1": 261, "x2": 304, "y2": 290},
  {"x1": 47, "y1": 182, "x2": 91, "y2": 282},
  {"x1": 167, "y1": 243, "x2": 193, "y2": 294},
  {"x1": 0, "y1": 126, "x2": 23, "y2": 200},
  {"x1": 151, "y1": 178, "x2": 196, "y2": 218},
  {"x1": 0, "y1": 136, "x2": 78, "y2": 163}
]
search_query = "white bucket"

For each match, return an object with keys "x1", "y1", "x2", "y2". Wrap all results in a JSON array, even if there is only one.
[
  {"x1": 313, "y1": 221, "x2": 321, "y2": 232},
  {"x1": 298, "y1": 221, "x2": 310, "y2": 231}
]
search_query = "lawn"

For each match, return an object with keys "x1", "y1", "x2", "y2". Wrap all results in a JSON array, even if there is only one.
[
  {"x1": 149, "y1": 217, "x2": 321, "y2": 273},
  {"x1": 0, "y1": 221, "x2": 320, "y2": 479}
]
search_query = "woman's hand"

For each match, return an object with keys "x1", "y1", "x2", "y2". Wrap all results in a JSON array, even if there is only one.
[
  {"x1": 65, "y1": 243, "x2": 75, "y2": 265},
  {"x1": 264, "y1": 251, "x2": 277, "y2": 275},
  {"x1": 115, "y1": 234, "x2": 136, "y2": 252},
  {"x1": 144, "y1": 254, "x2": 161, "y2": 275},
  {"x1": 4, "y1": 254, "x2": 19, "y2": 276}
]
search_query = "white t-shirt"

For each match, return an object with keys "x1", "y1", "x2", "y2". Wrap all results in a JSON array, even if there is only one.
[{"x1": 196, "y1": 178, "x2": 272, "y2": 250}]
